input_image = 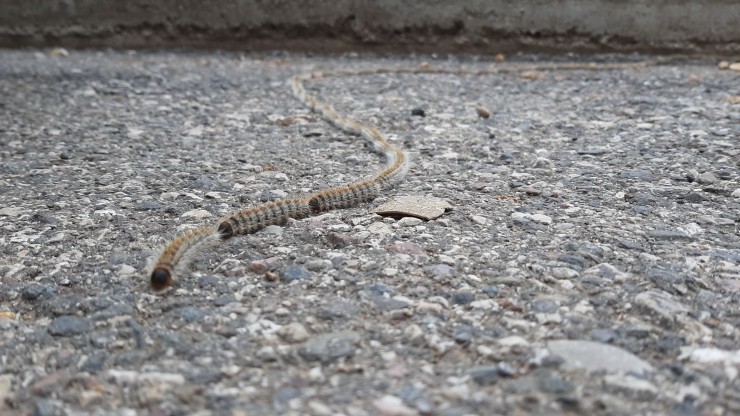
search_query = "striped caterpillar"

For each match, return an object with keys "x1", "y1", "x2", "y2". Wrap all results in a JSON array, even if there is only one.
[{"x1": 149, "y1": 60, "x2": 657, "y2": 291}]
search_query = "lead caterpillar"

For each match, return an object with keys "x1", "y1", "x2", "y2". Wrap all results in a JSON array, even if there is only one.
[{"x1": 149, "y1": 60, "x2": 656, "y2": 291}]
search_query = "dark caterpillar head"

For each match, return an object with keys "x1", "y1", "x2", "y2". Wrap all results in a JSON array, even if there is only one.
[
  {"x1": 217, "y1": 221, "x2": 234, "y2": 240},
  {"x1": 150, "y1": 267, "x2": 173, "y2": 292}
]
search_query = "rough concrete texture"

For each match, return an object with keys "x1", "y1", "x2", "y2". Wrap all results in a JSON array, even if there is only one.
[
  {"x1": 1, "y1": 0, "x2": 739, "y2": 53},
  {"x1": 0, "y1": 49, "x2": 739, "y2": 415}
]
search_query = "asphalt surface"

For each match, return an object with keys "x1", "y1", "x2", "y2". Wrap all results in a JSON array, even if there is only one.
[{"x1": 0, "y1": 49, "x2": 739, "y2": 415}]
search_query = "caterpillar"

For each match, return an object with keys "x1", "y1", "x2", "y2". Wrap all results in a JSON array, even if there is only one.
[{"x1": 149, "y1": 59, "x2": 658, "y2": 291}]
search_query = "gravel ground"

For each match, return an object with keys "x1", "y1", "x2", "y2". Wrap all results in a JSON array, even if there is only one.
[{"x1": 0, "y1": 49, "x2": 739, "y2": 416}]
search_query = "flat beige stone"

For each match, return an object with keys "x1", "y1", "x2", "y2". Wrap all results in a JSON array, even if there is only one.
[{"x1": 373, "y1": 195, "x2": 452, "y2": 220}]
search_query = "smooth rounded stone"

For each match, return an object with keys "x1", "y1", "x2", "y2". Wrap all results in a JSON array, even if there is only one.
[
  {"x1": 278, "y1": 322, "x2": 310, "y2": 343},
  {"x1": 547, "y1": 340, "x2": 654, "y2": 375},
  {"x1": 633, "y1": 290, "x2": 689, "y2": 326},
  {"x1": 316, "y1": 299, "x2": 359, "y2": 320},
  {"x1": 298, "y1": 330, "x2": 360, "y2": 363},
  {"x1": 21, "y1": 284, "x2": 56, "y2": 301},
  {"x1": 48, "y1": 315, "x2": 93, "y2": 337},
  {"x1": 279, "y1": 265, "x2": 311, "y2": 282},
  {"x1": 397, "y1": 217, "x2": 423, "y2": 227},
  {"x1": 731, "y1": 189, "x2": 740, "y2": 198}
]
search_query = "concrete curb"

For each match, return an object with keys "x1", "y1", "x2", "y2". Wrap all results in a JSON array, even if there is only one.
[{"x1": 1, "y1": 1, "x2": 739, "y2": 54}]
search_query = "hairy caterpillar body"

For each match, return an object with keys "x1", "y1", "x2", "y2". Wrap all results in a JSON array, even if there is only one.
[
  {"x1": 149, "y1": 225, "x2": 221, "y2": 291},
  {"x1": 150, "y1": 60, "x2": 658, "y2": 291}
]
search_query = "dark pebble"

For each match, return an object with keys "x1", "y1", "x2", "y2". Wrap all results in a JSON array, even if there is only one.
[
  {"x1": 279, "y1": 265, "x2": 311, "y2": 282},
  {"x1": 557, "y1": 254, "x2": 586, "y2": 270},
  {"x1": 450, "y1": 293, "x2": 474, "y2": 305},
  {"x1": 453, "y1": 325, "x2": 473, "y2": 344},
  {"x1": 591, "y1": 328, "x2": 617, "y2": 343},
  {"x1": 411, "y1": 108, "x2": 426, "y2": 117},
  {"x1": 482, "y1": 286, "x2": 500, "y2": 295},
  {"x1": 367, "y1": 283, "x2": 394, "y2": 296},
  {"x1": 80, "y1": 354, "x2": 106, "y2": 373},
  {"x1": 214, "y1": 295, "x2": 235, "y2": 307},
  {"x1": 469, "y1": 366, "x2": 500, "y2": 385},
  {"x1": 536, "y1": 370, "x2": 575, "y2": 394},
  {"x1": 683, "y1": 192, "x2": 703, "y2": 203},
  {"x1": 32, "y1": 399, "x2": 65, "y2": 416},
  {"x1": 198, "y1": 275, "x2": 220, "y2": 288},
  {"x1": 21, "y1": 284, "x2": 56, "y2": 301},
  {"x1": 32, "y1": 212, "x2": 59, "y2": 224},
  {"x1": 615, "y1": 238, "x2": 644, "y2": 250},
  {"x1": 48, "y1": 315, "x2": 92, "y2": 337}
]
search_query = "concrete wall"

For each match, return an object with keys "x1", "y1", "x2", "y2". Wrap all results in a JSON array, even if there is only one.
[{"x1": 1, "y1": 0, "x2": 738, "y2": 53}]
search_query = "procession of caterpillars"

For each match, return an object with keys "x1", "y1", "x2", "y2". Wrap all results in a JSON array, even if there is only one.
[{"x1": 149, "y1": 60, "x2": 658, "y2": 292}]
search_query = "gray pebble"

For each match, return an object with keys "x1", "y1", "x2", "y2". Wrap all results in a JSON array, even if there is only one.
[
  {"x1": 48, "y1": 315, "x2": 93, "y2": 337},
  {"x1": 279, "y1": 265, "x2": 311, "y2": 282},
  {"x1": 299, "y1": 330, "x2": 360, "y2": 363},
  {"x1": 530, "y1": 298, "x2": 559, "y2": 314},
  {"x1": 424, "y1": 264, "x2": 456, "y2": 279},
  {"x1": 547, "y1": 340, "x2": 654, "y2": 375},
  {"x1": 469, "y1": 366, "x2": 500, "y2": 385},
  {"x1": 696, "y1": 172, "x2": 717, "y2": 184},
  {"x1": 535, "y1": 370, "x2": 575, "y2": 394},
  {"x1": 21, "y1": 284, "x2": 56, "y2": 301},
  {"x1": 620, "y1": 169, "x2": 653, "y2": 182},
  {"x1": 317, "y1": 299, "x2": 359, "y2": 320}
]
